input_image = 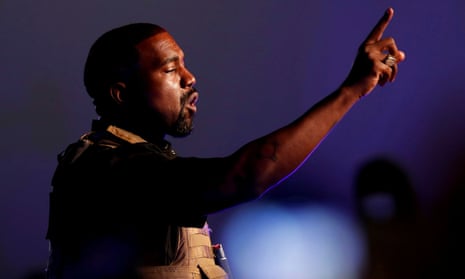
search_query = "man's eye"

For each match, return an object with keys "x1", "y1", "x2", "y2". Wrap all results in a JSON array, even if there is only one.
[{"x1": 165, "y1": 68, "x2": 176, "y2": 73}]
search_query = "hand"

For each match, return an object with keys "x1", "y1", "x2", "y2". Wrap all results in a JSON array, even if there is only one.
[{"x1": 341, "y1": 7, "x2": 406, "y2": 98}]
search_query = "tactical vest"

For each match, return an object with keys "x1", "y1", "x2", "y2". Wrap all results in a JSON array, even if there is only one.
[
  {"x1": 47, "y1": 123, "x2": 230, "y2": 279},
  {"x1": 138, "y1": 223, "x2": 228, "y2": 279}
]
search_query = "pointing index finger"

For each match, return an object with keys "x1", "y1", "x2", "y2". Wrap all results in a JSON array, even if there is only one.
[{"x1": 365, "y1": 7, "x2": 394, "y2": 44}]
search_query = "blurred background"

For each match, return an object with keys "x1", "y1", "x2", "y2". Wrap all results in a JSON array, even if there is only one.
[{"x1": 1, "y1": 0, "x2": 465, "y2": 278}]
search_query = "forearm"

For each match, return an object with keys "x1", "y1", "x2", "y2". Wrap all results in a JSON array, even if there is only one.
[
  {"x1": 213, "y1": 7, "x2": 405, "y2": 206},
  {"x1": 227, "y1": 86, "x2": 360, "y2": 196}
]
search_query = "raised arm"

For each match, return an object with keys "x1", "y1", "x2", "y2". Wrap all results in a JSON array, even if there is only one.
[{"x1": 221, "y1": 8, "x2": 406, "y2": 199}]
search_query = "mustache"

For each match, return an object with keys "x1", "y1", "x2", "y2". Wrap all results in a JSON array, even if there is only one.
[
  {"x1": 181, "y1": 87, "x2": 198, "y2": 105},
  {"x1": 188, "y1": 87, "x2": 198, "y2": 96}
]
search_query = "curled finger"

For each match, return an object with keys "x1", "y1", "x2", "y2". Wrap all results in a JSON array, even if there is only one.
[
  {"x1": 383, "y1": 54, "x2": 397, "y2": 67},
  {"x1": 381, "y1": 53, "x2": 398, "y2": 82}
]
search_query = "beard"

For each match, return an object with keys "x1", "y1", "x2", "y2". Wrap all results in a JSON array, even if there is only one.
[
  {"x1": 167, "y1": 91, "x2": 194, "y2": 138},
  {"x1": 168, "y1": 110, "x2": 193, "y2": 137}
]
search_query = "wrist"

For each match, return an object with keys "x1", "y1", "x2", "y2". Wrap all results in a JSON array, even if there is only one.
[{"x1": 336, "y1": 85, "x2": 363, "y2": 106}]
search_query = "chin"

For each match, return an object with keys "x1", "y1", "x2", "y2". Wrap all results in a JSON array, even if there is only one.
[
  {"x1": 168, "y1": 124, "x2": 193, "y2": 138},
  {"x1": 168, "y1": 114, "x2": 194, "y2": 138},
  {"x1": 169, "y1": 130, "x2": 192, "y2": 138}
]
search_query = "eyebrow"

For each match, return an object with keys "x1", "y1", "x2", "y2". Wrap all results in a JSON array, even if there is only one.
[{"x1": 159, "y1": 56, "x2": 180, "y2": 67}]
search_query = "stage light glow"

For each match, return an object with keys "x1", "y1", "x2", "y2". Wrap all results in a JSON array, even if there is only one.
[{"x1": 221, "y1": 201, "x2": 366, "y2": 279}]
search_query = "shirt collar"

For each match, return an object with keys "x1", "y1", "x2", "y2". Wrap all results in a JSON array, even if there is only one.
[
  {"x1": 105, "y1": 124, "x2": 147, "y2": 144},
  {"x1": 91, "y1": 119, "x2": 175, "y2": 156}
]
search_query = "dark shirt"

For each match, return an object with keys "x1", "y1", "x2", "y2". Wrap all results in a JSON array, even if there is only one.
[{"x1": 46, "y1": 120, "x2": 234, "y2": 278}]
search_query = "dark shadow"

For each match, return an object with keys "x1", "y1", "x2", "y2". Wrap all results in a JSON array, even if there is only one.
[
  {"x1": 355, "y1": 157, "x2": 416, "y2": 224},
  {"x1": 18, "y1": 268, "x2": 46, "y2": 279},
  {"x1": 423, "y1": 154, "x2": 465, "y2": 279},
  {"x1": 354, "y1": 156, "x2": 426, "y2": 279}
]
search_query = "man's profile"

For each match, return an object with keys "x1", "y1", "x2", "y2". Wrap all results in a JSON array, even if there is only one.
[{"x1": 46, "y1": 7, "x2": 405, "y2": 279}]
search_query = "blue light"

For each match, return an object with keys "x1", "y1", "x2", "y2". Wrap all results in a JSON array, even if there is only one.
[{"x1": 221, "y1": 201, "x2": 367, "y2": 279}]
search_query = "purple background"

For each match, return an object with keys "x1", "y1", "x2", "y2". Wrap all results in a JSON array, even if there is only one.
[{"x1": 1, "y1": 0, "x2": 465, "y2": 278}]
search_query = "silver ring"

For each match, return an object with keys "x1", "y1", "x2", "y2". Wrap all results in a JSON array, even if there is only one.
[{"x1": 383, "y1": 54, "x2": 396, "y2": 67}]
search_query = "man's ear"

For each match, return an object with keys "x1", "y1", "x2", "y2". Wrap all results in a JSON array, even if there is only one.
[{"x1": 109, "y1": 82, "x2": 127, "y2": 104}]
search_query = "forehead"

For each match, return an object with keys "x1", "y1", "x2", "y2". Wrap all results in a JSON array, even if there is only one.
[{"x1": 135, "y1": 31, "x2": 184, "y2": 66}]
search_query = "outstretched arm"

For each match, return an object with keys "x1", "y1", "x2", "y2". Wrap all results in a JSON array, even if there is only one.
[{"x1": 220, "y1": 8, "x2": 406, "y2": 200}]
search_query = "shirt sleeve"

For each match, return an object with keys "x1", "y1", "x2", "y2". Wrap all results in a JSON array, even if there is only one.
[{"x1": 110, "y1": 142, "x2": 245, "y2": 217}]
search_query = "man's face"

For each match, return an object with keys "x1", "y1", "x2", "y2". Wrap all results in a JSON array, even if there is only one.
[{"x1": 132, "y1": 31, "x2": 198, "y2": 137}]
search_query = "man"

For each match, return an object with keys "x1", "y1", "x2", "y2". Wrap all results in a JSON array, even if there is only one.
[{"x1": 46, "y1": 7, "x2": 405, "y2": 279}]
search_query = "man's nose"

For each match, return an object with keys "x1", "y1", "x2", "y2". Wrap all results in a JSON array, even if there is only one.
[{"x1": 181, "y1": 68, "x2": 196, "y2": 88}]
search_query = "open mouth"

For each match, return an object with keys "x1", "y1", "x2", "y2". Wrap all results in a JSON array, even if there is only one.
[{"x1": 186, "y1": 91, "x2": 199, "y2": 112}]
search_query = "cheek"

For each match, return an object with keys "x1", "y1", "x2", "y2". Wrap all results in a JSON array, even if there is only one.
[
  {"x1": 137, "y1": 72, "x2": 182, "y2": 112},
  {"x1": 138, "y1": 74, "x2": 165, "y2": 104},
  {"x1": 145, "y1": 82, "x2": 181, "y2": 115}
]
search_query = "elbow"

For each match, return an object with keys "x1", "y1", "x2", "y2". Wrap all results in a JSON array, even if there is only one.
[{"x1": 233, "y1": 169, "x2": 284, "y2": 201}]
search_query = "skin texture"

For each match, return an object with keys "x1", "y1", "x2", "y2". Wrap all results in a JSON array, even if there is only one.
[
  {"x1": 107, "y1": 7, "x2": 405, "y2": 206},
  {"x1": 109, "y1": 31, "x2": 198, "y2": 140}
]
